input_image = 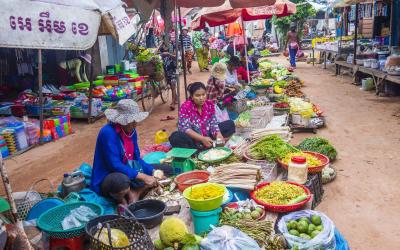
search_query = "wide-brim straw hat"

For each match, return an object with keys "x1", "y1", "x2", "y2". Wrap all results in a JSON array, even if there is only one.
[
  {"x1": 211, "y1": 62, "x2": 227, "y2": 80},
  {"x1": 105, "y1": 99, "x2": 148, "y2": 126}
]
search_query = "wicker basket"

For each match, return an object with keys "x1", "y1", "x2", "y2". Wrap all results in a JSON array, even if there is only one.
[
  {"x1": 86, "y1": 215, "x2": 154, "y2": 250},
  {"x1": 137, "y1": 62, "x2": 164, "y2": 82},
  {"x1": 12, "y1": 178, "x2": 54, "y2": 220}
]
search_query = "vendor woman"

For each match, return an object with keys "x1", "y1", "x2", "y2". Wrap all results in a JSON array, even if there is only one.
[
  {"x1": 169, "y1": 82, "x2": 235, "y2": 149},
  {"x1": 91, "y1": 99, "x2": 168, "y2": 205}
]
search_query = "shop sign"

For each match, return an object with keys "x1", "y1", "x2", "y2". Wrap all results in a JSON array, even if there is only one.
[{"x1": 0, "y1": 0, "x2": 101, "y2": 50}]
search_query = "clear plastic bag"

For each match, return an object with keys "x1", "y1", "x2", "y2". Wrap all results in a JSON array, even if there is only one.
[
  {"x1": 277, "y1": 210, "x2": 336, "y2": 250},
  {"x1": 61, "y1": 206, "x2": 97, "y2": 230},
  {"x1": 200, "y1": 226, "x2": 261, "y2": 250}
]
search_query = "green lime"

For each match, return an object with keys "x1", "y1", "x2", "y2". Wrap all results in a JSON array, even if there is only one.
[
  {"x1": 311, "y1": 230, "x2": 321, "y2": 238},
  {"x1": 299, "y1": 217, "x2": 310, "y2": 224},
  {"x1": 289, "y1": 220, "x2": 298, "y2": 230},
  {"x1": 299, "y1": 233, "x2": 311, "y2": 240},
  {"x1": 286, "y1": 222, "x2": 292, "y2": 230},
  {"x1": 289, "y1": 229, "x2": 300, "y2": 236},
  {"x1": 316, "y1": 225, "x2": 323, "y2": 231},
  {"x1": 311, "y1": 215, "x2": 322, "y2": 226},
  {"x1": 297, "y1": 222, "x2": 308, "y2": 233},
  {"x1": 308, "y1": 224, "x2": 316, "y2": 234}
]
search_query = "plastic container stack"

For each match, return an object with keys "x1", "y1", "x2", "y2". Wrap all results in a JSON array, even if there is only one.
[
  {"x1": 0, "y1": 135, "x2": 9, "y2": 158},
  {"x1": 7, "y1": 121, "x2": 28, "y2": 151},
  {"x1": 25, "y1": 122, "x2": 39, "y2": 146},
  {"x1": 1, "y1": 129, "x2": 17, "y2": 155}
]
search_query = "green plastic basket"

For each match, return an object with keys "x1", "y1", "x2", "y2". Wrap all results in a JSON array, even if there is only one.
[
  {"x1": 197, "y1": 147, "x2": 232, "y2": 164},
  {"x1": 37, "y1": 201, "x2": 103, "y2": 239}
]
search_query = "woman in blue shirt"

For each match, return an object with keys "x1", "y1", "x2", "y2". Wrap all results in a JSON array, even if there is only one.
[{"x1": 91, "y1": 100, "x2": 167, "y2": 205}]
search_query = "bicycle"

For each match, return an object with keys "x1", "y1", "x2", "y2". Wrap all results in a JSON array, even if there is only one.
[{"x1": 138, "y1": 76, "x2": 171, "y2": 113}]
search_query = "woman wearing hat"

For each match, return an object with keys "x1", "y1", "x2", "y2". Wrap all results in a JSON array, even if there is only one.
[
  {"x1": 206, "y1": 62, "x2": 227, "y2": 102},
  {"x1": 91, "y1": 99, "x2": 168, "y2": 205},
  {"x1": 169, "y1": 82, "x2": 235, "y2": 149}
]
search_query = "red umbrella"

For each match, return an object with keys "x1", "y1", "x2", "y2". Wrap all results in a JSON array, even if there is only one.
[
  {"x1": 191, "y1": 0, "x2": 295, "y2": 30},
  {"x1": 176, "y1": 0, "x2": 276, "y2": 8}
]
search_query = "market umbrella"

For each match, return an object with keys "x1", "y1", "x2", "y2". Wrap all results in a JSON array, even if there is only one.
[
  {"x1": 176, "y1": 0, "x2": 276, "y2": 8},
  {"x1": 191, "y1": 0, "x2": 294, "y2": 30}
]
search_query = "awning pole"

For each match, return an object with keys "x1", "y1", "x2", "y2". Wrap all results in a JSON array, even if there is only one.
[
  {"x1": 88, "y1": 45, "x2": 95, "y2": 123},
  {"x1": 178, "y1": 6, "x2": 188, "y2": 99},
  {"x1": 241, "y1": 18, "x2": 250, "y2": 82},
  {"x1": 353, "y1": 4, "x2": 359, "y2": 65},
  {"x1": 38, "y1": 49, "x2": 44, "y2": 145},
  {"x1": 174, "y1": 1, "x2": 181, "y2": 110}
]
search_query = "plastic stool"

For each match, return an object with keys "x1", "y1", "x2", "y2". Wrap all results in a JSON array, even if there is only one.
[{"x1": 50, "y1": 235, "x2": 84, "y2": 250}]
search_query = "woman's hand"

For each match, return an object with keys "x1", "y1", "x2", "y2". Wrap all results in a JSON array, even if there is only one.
[
  {"x1": 137, "y1": 173, "x2": 158, "y2": 187},
  {"x1": 201, "y1": 136, "x2": 214, "y2": 148}
]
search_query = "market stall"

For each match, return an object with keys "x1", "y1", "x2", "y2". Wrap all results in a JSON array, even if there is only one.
[{"x1": 0, "y1": 51, "x2": 352, "y2": 249}]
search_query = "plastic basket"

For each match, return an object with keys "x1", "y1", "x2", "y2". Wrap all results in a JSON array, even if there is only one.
[
  {"x1": 277, "y1": 151, "x2": 329, "y2": 174},
  {"x1": 85, "y1": 215, "x2": 154, "y2": 250},
  {"x1": 250, "y1": 181, "x2": 311, "y2": 213},
  {"x1": 37, "y1": 201, "x2": 103, "y2": 239}
]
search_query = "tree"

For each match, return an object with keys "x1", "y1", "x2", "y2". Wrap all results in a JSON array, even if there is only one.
[{"x1": 272, "y1": 0, "x2": 317, "y2": 49}]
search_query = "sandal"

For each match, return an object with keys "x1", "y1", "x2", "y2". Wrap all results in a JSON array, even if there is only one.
[{"x1": 160, "y1": 115, "x2": 175, "y2": 121}]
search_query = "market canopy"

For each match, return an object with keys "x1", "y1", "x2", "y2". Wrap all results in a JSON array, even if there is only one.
[
  {"x1": 176, "y1": 0, "x2": 278, "y2": 8},
  {"x1": 192, "y1": 0, "x2": 295, "y2": 30},
  {"x1": 0, "y1": 0, "x2": 137, "y2": 50}
]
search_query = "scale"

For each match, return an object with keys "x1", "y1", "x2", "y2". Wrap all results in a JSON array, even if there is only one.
[{"x1": 166, "y1": 148, "x2": 197, "y2": 175}]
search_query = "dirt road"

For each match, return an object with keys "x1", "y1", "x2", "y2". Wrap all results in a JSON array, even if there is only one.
[{"x1": 2, "y1": 57, "x2": 400, "y2": 249}]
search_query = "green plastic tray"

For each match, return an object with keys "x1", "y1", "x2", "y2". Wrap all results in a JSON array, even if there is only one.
[{"x1": 197, "y1": 147, "x2": 233, "y2": 163}]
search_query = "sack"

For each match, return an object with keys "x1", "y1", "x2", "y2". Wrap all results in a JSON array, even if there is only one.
[
  {"x1": 215, "y1": 104, "x2": 230, "y2": 123},
  {"x1": 277, "y1": 210, "x2": 336, "y2": 250},
  {"x1": 200, "y1": 225, "x2": 261, "y2": 250}
]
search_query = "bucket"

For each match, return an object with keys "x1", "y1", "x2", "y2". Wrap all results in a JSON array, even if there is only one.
[
  {"x1": 190, "y1": 207, "x2": 222, "y2": 234},
  {"x1": 155, "y1": 129, "x2": 169, "y2": 144}
]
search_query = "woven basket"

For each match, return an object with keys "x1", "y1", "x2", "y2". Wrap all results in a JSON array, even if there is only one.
[
  {"x1": 12, "y1": 178, "x2": 54, "y2": 221},
  {"x1": 86, "y1": 215, "x2": 154, "y2": 250}
]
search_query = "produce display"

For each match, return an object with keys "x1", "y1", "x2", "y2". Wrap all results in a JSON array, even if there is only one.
[
  {"x1": 297, "y1": 137, "x2": 337, "y2": 161},
  {"x1": 200, "y1": 148, "x2": 231, "y2": 162},
  {"x1": 288, "y1": 98, "x2": 314, "y2": 118},
  {"x1": 235, "y1": 111, "x2": 251, "y2": 128},
  {"x1": 253, "y1": 181, "x2": 306, "y2": 205},
  {"x1": 186, "y1": 183, "x2": 225, "y2": 200},
  {"x1": 248, "y1": 135, "x2": 299, "y2": 161},
  {"x1": 322, "y1": 165, "x2": 336, "y2": 184},
  {"x1": 219, "y1": 217, "x2": 273, "y2": 246},
  {"x1": 285, "y1": 80, "x2": 305, "y2": 97},
  {"x1": 155, "y1": 217, "x2": 203, "y2": 250},
  {"x1": 273, "y1": 102, "x2": 290, "y2": 109},
  {"x1": 281, "y1": 152, "x2": 322, "y2": 167},
  {"x1": 221, "y1": 201, "x2": 265, "y2": 221},
  {"x1": 285, "y1": 215, "x2": 323, "y2": 240},
  {"x1": 209, "y1": 163, "x2": 261, "y2": 190}
]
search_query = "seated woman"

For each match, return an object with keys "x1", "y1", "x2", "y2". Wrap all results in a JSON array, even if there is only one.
[
  {"x1": 225, "y1": 56, "x2": 242, "y2": 88},
  {"x1": 206, "y1": 62, "x2": 227, "y2": 102},
  {"x1": 91, "y1": 99, "x2": 171, "y2": 205},
  {"x1": 169, "y1": 82, "x2": 235, "y2": 149}
]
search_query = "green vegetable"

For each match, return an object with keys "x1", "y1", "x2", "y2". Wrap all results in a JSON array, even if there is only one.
[
  {"x1": 311, "y1": 215, "x2": 322, "y2": 226},
  {"x1": 287, "y1": 194, "x2": 308, "y2": 205},
  {"x1": 249, "y1": 135, "x2": 299, "y2": 161},
  {"x1": 297, "y1": 137, "x2": 338, "y2": 161},
  {"x1": 154, "y1": 239, "x2": 165, "y2": 250},
  {"x1": 289, "y1": 229, "x2": 300, "y2": 236},
  {"x1": 182, "y1": 244, "x2": 200, "y2": 250}
]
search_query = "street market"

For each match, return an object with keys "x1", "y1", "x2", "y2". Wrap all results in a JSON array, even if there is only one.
[{"x1": 0, "y1": 0, "x2": 399, "y2": 249}]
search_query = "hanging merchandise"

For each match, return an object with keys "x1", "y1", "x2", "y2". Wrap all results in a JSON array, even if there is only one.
[
  {"x1": 374, "y1": 2, "x2": 388, "y2": 17},
  {"x1": 359, "y1": 3, "x2": 373, "y2": 19}
]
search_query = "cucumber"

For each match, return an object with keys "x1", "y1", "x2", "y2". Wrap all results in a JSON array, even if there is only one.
[{"x1": 287, "y1": 194, "x2": 308, "y2": 205}]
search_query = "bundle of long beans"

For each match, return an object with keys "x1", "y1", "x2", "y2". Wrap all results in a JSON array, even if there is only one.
[
  {"x1": 219, "y1": 218, "x2": 273, "y2": 246},
  {"x1": 209, "y1": 163, "x2": 261, "y2": 190}
]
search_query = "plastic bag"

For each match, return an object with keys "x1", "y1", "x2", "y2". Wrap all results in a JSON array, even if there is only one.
[
  {"x1": 215, "y1": 104, "x2": 230, "y2": 123},
  {"x1": 61, "y1": 206, "x2": 97, "y2": 230},
  {"x1": 277, "y1": 210, "x2": 336, "y2": 250},
  {"x1": 200, "y1": 225, "x2": 261, "y2": 250}
]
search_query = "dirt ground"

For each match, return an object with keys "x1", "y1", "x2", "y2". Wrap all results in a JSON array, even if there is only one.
[{"x1": 2, "y1": 56, "x2": 400, "y2": 249}]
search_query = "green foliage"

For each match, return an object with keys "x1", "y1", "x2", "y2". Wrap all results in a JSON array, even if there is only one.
[{"x1": 272, "y1": 0, "x2": 317, "y2": 44}]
